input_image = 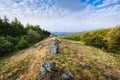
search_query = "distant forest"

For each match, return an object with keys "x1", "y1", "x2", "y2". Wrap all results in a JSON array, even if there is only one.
[
  {"x1": 0, "y1": 16, "x2": 51, "y2": 56},
  {"x1": 63, "y1": 25, "x2": 120, "y2": 54}
]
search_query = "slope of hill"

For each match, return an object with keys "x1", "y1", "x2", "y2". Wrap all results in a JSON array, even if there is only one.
[
  {"x1": 61, "y1": 25, "x2": 120, "y2": 53},
  {"x1": 0, "y1": 37, "x2": 120, "y2": 80}
]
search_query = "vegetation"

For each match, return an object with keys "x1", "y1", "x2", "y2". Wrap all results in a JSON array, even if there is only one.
[
  {"x1": 0, "y1": 16, "x2": 50, "y2": 56},
  {"x1": 107, "y1": 25, "x2": 120, "y2": 53},
  {"x1": 0, "y1": 37, "x2": 120, "y2": 80},
  {"x1": 62, "y1": 25, "x2": 120, "y2": 53}
]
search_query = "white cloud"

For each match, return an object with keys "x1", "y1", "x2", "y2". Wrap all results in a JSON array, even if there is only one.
[
  {"x1": 0, "y1": 0, "x2": 120, "y2": 32},
  {"x1": 97, "y1": 0, "x2": 120, "y2": 7}
]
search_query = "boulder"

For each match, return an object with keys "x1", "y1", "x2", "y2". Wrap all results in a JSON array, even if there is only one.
[
  {"x1": 50, "y1": 44, "x2": 58, "y2": 54},
  {"x1": 54, "y1": 39, "x2": 60, "y2": 45},
  {"x1": 48, "y1": 39, "x2": 60, "y2": 54},
  {"x1": 40, "y1": 62, "x2": 56, "y2": 75},
  {"x1": 62, "y1": 71, "x2": 75, "y2": 80},
  {"x1": 40, "y1": 63, "x2": 48, "y2": 75}
]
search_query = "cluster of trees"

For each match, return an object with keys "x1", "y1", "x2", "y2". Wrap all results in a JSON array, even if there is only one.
[
  {"x1": 64, "y1": 25, "x2": 120, "y2": 53},
  {"x1": 0, "y1": 16, "x2": 50, "y2": 56}
]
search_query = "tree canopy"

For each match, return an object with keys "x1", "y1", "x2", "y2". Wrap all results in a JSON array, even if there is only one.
[{"x1": 0, "y1": 16, "x2": 51, "y2": 56}]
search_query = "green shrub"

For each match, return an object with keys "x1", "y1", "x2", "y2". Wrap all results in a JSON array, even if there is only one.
[
  {"x1": 107, "y1": 25, "x2": 120, "y2": 53},
  {"x1": 6, "y1": 36, "x2": 19, "y2": 46},
  {"x1": 27, "y1": 29, "x2": 41, "y2": 43},
  {"x1": 0, "y1": 16, "x2": 50, "y2": 57},
  {"x1": 16, "y1": 38, "x2": 28, "y2": 50},
  {"x1": 0, "y1": 37, "x2": 13, "y2": 56}
]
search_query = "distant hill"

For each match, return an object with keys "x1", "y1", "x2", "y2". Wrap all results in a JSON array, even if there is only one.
[{"x1": 52, "y1": 32, "x2": 74, "y2": 36}]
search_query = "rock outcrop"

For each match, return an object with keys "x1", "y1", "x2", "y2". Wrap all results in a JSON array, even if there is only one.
[
  {"x1": 62, "y1": 71, "x2": 75, "y2": 80},
  {"x1": 50, "y1": 39, "x2": 60, "y2": 54},
  {"x1": 40, "y1": 62, "x2": 56, "y2": 75}
]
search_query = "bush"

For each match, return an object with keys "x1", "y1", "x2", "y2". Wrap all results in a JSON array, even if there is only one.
[
  {"x1": 27, "y1": 29, "x2": 41, "y2": 43},
  {"x1": 77, "y1": 29, "x2": 110, "y2": 49},
  {"x1": 16, "y1": 38, "x2": 28, "y2": 49},
  {"x1": 6, "y1": 36, "x2": 19, "y2": 46},
  {"x1": 0, "y1": 16, "x2": 50, "y2": 57},
  {"x1": 107, "y1": 25, "x2": 120, "y2": 53},
  {"x1": 0, "y1": 37, "x2": 13, "y2": 56}
]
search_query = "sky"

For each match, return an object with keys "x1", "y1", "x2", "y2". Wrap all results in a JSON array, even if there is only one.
[{"x1": 0, "y1": 0, "x2": 120, "y2": 32}]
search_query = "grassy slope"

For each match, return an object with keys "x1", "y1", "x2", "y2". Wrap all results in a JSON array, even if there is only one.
[
  {"x1": 0, "y1": 37, "x2": 120, "y2": 80},
  {"x1": 58, "y1": 39, "x2": 120, "y2": 79},
  {"x1": 0, "y1": 38, "x2": 52, "y2": 80}
]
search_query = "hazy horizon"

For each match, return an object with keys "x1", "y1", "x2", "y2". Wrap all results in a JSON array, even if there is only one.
[{"x1": 0, "y1": 0, "x2": 120, "y2": 32}]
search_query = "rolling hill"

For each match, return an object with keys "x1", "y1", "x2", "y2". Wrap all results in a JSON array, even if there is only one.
[{"x1": 0, "y1": 37, "x2": 120, "y2": 80}]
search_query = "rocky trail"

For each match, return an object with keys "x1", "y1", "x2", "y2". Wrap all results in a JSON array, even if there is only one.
[{"x1": 0, "y1": 37, "x2": 120, "y2": 80}]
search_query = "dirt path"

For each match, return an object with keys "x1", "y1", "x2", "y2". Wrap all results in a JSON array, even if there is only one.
[
  {"x1": 14, "y1": 37, "x2": 53, "y2": 57},
  {"x1": 18, "y1": 46, "x2": 48, "y2": 80},
  {"x1": 0, "y1": 37, "x2": 55, "y2": 80}
]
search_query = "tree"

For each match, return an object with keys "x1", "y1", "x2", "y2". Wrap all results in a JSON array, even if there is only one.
[
  {"x1": 0, "y1": 37, "x2": 13, "y2": 56},
  {"x1": 27, "y1": 29, "x2": 41, "y2": 43},
  {"x1": 107, "y1": 25, "x2": 120, "y2": 52},
  {"x1": 0, "y1": 16, "x2": 50, "y2": 56},
  {"x1": 10, "y1": 18, "x2": 26, "y2": 37},
  {"x1": 16, "y1": 38, "x2": 28, "y2": 49}
]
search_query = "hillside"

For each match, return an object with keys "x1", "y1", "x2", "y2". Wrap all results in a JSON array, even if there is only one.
[
  {"x1": 0, "y1": 17, "x2": 50, "y2": 57},
  {"x1": 0, "y1": 37, "x2": 120, "y2": 80},
  {"x1": 61, "y1": 25, "x2": 120, "y2": 53}
]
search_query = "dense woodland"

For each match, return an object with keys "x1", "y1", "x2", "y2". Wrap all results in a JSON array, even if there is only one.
[
  {"x1": 0, "y1": 16, "x2": 50, "y2": 56},
  {"x1": 63, "y1": 25, "x2": 120, "y2": 53}
]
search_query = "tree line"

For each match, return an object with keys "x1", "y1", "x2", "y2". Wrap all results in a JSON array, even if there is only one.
[
  {"x1": 63, "y1": 25, "x2": 120, "y2": 53},
  {"x1": 0, "y1": 16, "x2": 51, "y2": 56}
]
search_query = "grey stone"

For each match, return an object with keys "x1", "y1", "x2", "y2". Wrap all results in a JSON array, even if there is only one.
[
  {"x1": 54, "y1": 39, "x2": 60, "y2": 49},
  {"x1": 40, "y1": 62, "x2": 56, "y2": 75},
  {"x1": 40, "y1": 63, "x2": 48, "y2": 75},
  {"x1": 46, "y1": 62, "x2": 56, "y2": 72},
  {"x1": 50, "y1": 44, "x2": 58, "y2": 54},
  {"x1": 62, "y1": 71, "x2": 75, "y2": 80},
  {"x1": 48, "y1": 39, "x2": 60, "y2": 54},
  {"x1": 54, "y1": 39, "x2": 59, "y2": 44}
]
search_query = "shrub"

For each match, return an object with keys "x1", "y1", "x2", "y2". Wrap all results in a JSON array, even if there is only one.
[
  {"x1": 16, "y1": 38, "x2": 28, "y2": 49},
  {"x1": 0, "y1": 37, "x2": 13, "y2": 56},
  {"x1": 107, "y1": 25, "x2": 120, "y2": 53},
  {"x1": 27, "y1": 29, "x2": 41, "y2": 43}
]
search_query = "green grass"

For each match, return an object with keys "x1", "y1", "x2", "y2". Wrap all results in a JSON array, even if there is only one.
[
  {"x1": 45, "y1": 38, "x2": 120, "y2": 80},
  {"x1": 0, "y1": 37, "x2": 120, "y2": 80},
  {"x1": 0, "y1": 53, "x2": 34, "y2": 79}
]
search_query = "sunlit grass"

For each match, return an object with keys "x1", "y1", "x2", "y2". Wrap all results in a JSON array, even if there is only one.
[{"x1": 0, "y1": 37, "x2": 120, "y2": 80}]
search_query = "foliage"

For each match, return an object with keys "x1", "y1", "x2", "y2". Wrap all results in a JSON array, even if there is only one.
[
  {"x1": 27, "y1": 29, "x2": 41, "y2": 43},
  {"x1": 16, "y1": 38, "x2": 28, "y2": 49},
  {"x1": 62, "y1": 26, "x2": 120, "y2": 53},
  {"x1": 107, "y1": 25, "x2": 120, "y2": 53},
  {"x1": 80, "y1": 29, "x2": 110, "y2": 49},
  {"x1": 0, "y1": 37, "x2": 13, "y2": 56},
  {"x1": 0, "y1": 16, "x2": 50, "y2": 56}
]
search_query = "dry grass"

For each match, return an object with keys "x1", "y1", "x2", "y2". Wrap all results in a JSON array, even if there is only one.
[
  {"x1": 44, "y1": 38, "x2": 120, "y2": 80},
  {"x1": 0, "y1": 37, "x2": 120, "y2": 80},
  {"x1": 0, "y1": 38, "x2": 52, "y2": 80}
]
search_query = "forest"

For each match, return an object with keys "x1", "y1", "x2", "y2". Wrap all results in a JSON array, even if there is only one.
[
  {"x1": 0, "y1": 16, "x2": 50, "y2": 56},
  {"x1": 63, "y1": 25, "x2": 120, "y2": 53}
]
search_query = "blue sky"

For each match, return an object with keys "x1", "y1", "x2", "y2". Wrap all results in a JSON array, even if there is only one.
[{"x1": 0, "y1": 0, "x2": 120, "y2": 32}]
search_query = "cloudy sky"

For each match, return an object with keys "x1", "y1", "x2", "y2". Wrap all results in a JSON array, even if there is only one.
[{"x1": 0, "y1": 0, "x2": 120, "y2": 32}]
